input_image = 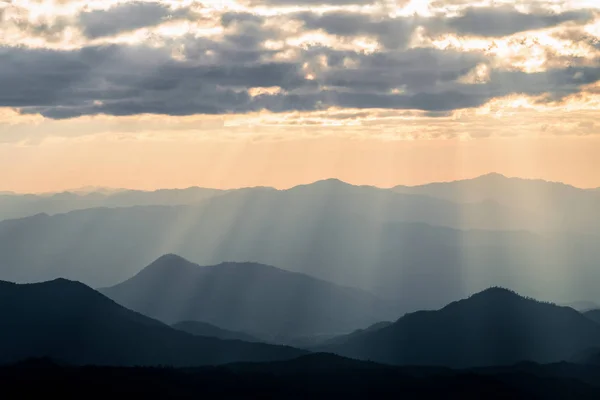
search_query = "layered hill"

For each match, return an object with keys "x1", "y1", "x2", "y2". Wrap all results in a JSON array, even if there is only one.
[
  {"x1": 172, "y1": 321, "x2": 260, "y2": 343},
  {"x1": 100, "y1": 255, "x2": 395, "y2": 339},
  {"x1": 319, "y1": 288, "x2": 600, "y2": 368},
  {"x1": 0, "y1": 187, "x2": 229, "y2": 221},
  {"x1": 0, "y1": 279, "x2": 305, "y2": 366}
]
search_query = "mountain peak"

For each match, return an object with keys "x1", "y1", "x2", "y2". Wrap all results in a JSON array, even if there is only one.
[
  {"x1": 153, "y1": 253, "x2": 191, "y2": 265},
  {"x1": 477, "y1": 172, "x2": 508, "y2": 180},
  {"x1": 433, "y1": 287, "x2": 566, "y2": 320},
  {"x1": 460, "y1": 287, "x2": 533, "y2": 305},
  {"x1": 472, "y1": 286, "x2": 521, "y2": 297},
  {"x1": 314, "y1": 178, "x2": 350, "y2": 185},
  {"x1": 123, "y1": 254, "x2": 200, "y2": 284},
  {"x1": 288, "y1": 178, "x2": 355, "y2": 191}
]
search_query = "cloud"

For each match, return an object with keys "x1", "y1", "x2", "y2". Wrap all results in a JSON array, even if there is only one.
[
  {"x1": 1, "y1": 1, "x2": 599, "y2": 120},
  {"x1": 431, "y1": 6, "x2": 595, "y2": 38},
  {"x1": 78, "y1": 2, "x2": 175, "y2": 39},
  {"x1": 296, "y1": 11, "x2": 416, "y2": 49},
  {"x1": 2, "y1": 36, "x2": 599, "y2": 119},
  {"x1": 0, "y1": 43, "x2": 316, "y2": 118}
]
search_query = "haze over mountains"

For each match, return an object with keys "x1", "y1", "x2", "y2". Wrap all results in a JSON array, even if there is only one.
[
  {"x1": 100, "y1": 255, "x2": 395, "y2": 340},
  {"x1": 0, "y1": 174, "x2": 598, "y2": 312}
]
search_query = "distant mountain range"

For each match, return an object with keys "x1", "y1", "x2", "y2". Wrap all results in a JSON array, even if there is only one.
[
  {"x1": 0, "y1": 278, "x2": 305, "y2": 367},
  {"x1": 394, "y1": 173, "x2": 599, "y2": 215},
  {"x1": 0, "y1": 186, "x2": 229, "y2": 220},
  {"x1": 318, "y1": 288, "x2": 600, "y2": 368},
  {"x1": 100, "y1": 255, "x2": 395, "y2": 339},
  {"x1": 3, "y1": 174, "x2": 598, "y2": 233},
  {"x1": 0, "y1": 174, "x2": 599, "y2": 310}
]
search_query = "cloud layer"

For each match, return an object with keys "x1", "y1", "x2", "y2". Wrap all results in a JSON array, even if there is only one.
[{"x1": 0, "y1": 0, "x2": 599, "y2": 120}]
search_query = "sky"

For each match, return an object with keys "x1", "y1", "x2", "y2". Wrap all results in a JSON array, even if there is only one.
[{"x1": 1, "y1": 0, "x2": 600, "y2": 192}]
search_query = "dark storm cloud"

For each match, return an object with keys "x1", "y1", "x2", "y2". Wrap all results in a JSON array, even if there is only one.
[{"x1": 79, "y1": 2, "x2": 175, "y2": 38}]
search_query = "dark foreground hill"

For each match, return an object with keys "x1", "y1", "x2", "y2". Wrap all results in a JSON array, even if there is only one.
[
  {"x1": 3, "y1": 354, "x2": 600, "y2": 399},
  {"x1": 0, "y1": 279, "x2": 305, "y2": 366},
  {"x1": 319, "y1": 288, "x2": 600, "y2": 368},
  {"x1": 100, "y1": 255, "x2": 395, "y2": 339}
]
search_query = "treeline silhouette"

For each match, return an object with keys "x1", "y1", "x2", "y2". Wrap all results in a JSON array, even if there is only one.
[{"x1": 4, "y1": 355, "x2": 600, "y2": 399}]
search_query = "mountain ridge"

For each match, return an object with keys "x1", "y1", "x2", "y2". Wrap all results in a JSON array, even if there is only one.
[
  {"x1": 319, "y1": 287, "x2": 600, "y2": 368},
  {"x1": 100, "y1": 255, "x2": 396, "y2": 340},
  {"x1": 0, "y1": 278, "x2": 306, "y2": 366}
]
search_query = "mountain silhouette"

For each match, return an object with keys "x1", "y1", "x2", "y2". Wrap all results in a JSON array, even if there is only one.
[
  {"x1": 584, "y1": 310, "x2": 600, "y2": 324},
  {"x1": 100, "y1": 255, "x2": 395, "y2": 340},
  {"x1": 318, "y1": 287, "x2": 600, "y2": 368},
  {"x1": 172, "y1": 321, "x2": 261, "y2": 342},
  {"x1": 0, "y1": 278, "x2": 305, "y2": 366}
]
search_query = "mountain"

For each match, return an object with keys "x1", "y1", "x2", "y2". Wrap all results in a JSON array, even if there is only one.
[
  {"x1": 0, "y1": 278, "x2": 305, "y2": 367},
  {"x1": 100, "y1": 255, "x2": 395, "y2": 339},
  {"x1": 0, "y1": 186, "x2": 227, "y2": 221},
  {"x1": 63, "y1": 186, "x2": 127, "y2": 195},
  {"x1": 318, "y1": 288, "x2": 600, "y2": 368},
  {"x1": 393, "y1": 173, "x2": 600, "y2": 232},
  {"x1": 172, "y1": 321, "x2": 261, "y2": 343},
  {"x1": 565, "y1": 301, "x2": 600, "y2": 312},
  {"x1": 317, "y1": 321, "x2": 394, "y2": 348},
  {"x1": 584, "y1": 310, "x2": 600, "y2": 324},
  {"x1": 1, "y1": 178, "x2": 599, "y2": 310}
]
